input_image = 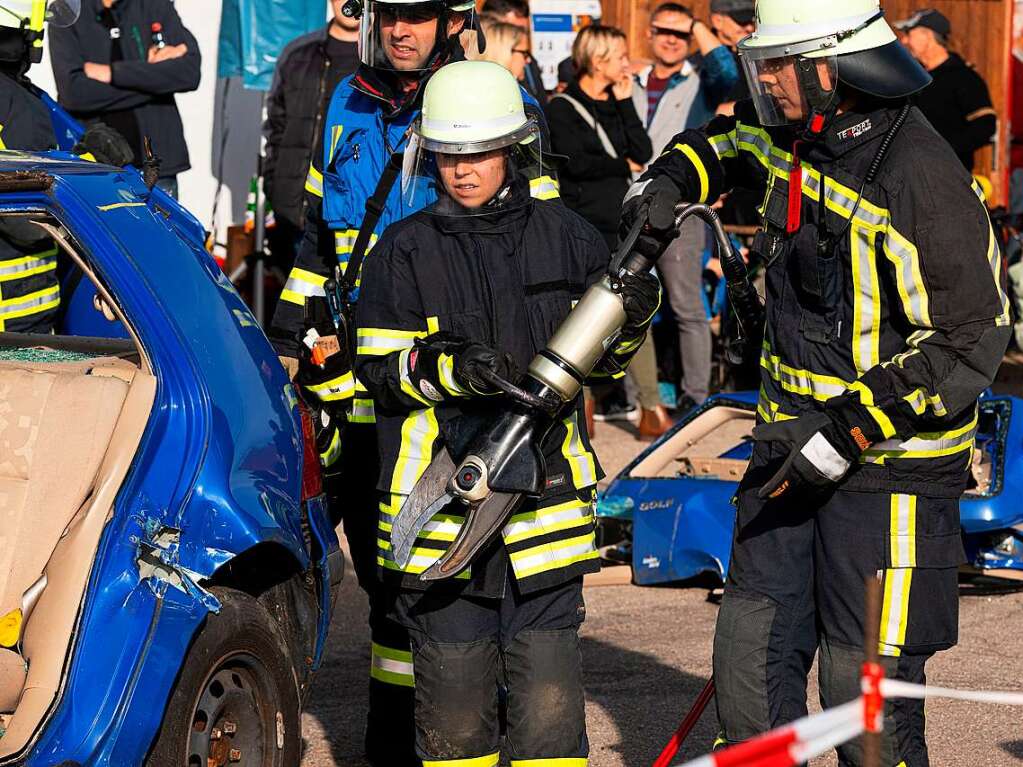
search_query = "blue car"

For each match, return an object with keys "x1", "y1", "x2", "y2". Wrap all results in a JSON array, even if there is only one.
[
  {"x1": 598, "y1": 391, "x2": 1023, "y2": 586},
  {"x1": 0, "y1": 153, "x2": 341, "y2": 766}
]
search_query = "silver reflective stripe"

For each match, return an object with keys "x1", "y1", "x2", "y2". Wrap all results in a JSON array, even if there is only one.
[
  {"x1": 320, "y1": 427, "x2": 342, "y2": 467},
  {"x1": 508, "y1": 531, "x2": 596, "y2": 578},
  {"x1": 759, "y1": 343, "x2": 849, "y2": 400},
  {"x1": 851, "y1": 223, "x2": 880, "y2": 374},
  {"x1": 869, "y1": 424, "x2": 976, "y2": 454},
  {"x1": 350, "y1": 397, "x2": 376, "y2": 423},
  {"x1": 0, "y1": 286, "x2": 59, "y2": 317},
  {"x1": 390, "y1": 409, "x2": 440, "y2": 496},
  {"x1": 282, "y1": 275, "x2": 326, "y2": 298},
  {"x1": 882, "y1": 230, "x2": 930, "y2": 328},
  {"x1": 0, "y1": 251, "x2": 56, "y2": 279},
  {"x1": 560, "y1": 411, "x2": 597, "y2": 487},
  {"x1": 502, "y1": 498, "x2": 592, "y2": 545}
]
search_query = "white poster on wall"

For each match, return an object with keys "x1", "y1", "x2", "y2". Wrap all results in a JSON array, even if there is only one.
[{"x1": 530, "y1": 0, "x2": 602, "y2": 90}]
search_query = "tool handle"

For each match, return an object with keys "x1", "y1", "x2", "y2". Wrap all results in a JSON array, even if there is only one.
[{"x1": 476, "y1": 367, "x2": 559, "y2": 417}]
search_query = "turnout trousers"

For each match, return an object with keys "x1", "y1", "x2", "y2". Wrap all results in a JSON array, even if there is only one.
[
  {"x1": 712, "y1": 458, "x2": 965, "y2": 767},
  {"x1": 334, "y1": 423, "x2": 419, "y2": 767},
  {"x1": 390, "y1": 573, "x2": 589, "y2": 767}
]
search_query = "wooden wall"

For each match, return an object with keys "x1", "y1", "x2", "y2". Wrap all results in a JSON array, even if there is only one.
[{"x1": 599, "y1": 0, "x2": 1014, "y2": 203}]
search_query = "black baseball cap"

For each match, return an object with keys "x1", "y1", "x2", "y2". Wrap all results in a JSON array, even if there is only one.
[
  {"x1": 710, "y1": 0, "x2": 754, "y2": 26},
  {"x1": 894, "y1": 8, "x2": 951, "y2": 37}
]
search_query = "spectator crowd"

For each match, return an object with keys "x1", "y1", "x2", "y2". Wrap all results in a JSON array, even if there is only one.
[{"x1": 29, "y1": 1, "x2": 1003, "y2": 441}]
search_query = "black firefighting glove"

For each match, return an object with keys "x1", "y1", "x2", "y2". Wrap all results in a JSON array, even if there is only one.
[
  {"x1": 73, "y1": 122, "x2": 135, "y2": 167},
  {"x1": 754, "y1": 412, "x2": 865, "y2": 500},
  {"x1": 617, "y1": 270, "x2": 662, "y2": 339},
  {"x1": 454, "y1": 342, "x2": 521, "y2": 396},
  {"x1": 618, "y1": 175, "x2": 682, "y2": 261},
  {"x1": 295, "y1": 295, "x2": 351, "y2": 403}
]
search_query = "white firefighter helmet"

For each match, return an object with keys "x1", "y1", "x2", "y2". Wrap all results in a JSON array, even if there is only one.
[
  {"x1": 417, "y1": 60, "x2": 536, "y2": 152},
  {"x1": 357, "y1": 0, "x2": 475, "y2": 73},
  {"x1": 403, "y1": 61, "x2": 539, "y2": 211},
  {"x1": 737, "y1": 0, "x2": 930, "y2": 127},
  {"x1": 0, "y1": 0, "x2": 80, "y2": 63}
]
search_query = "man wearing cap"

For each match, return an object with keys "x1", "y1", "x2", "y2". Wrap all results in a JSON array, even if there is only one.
[
  {"x1": 897, "y1": 8, "x2": 996, "y2": 171},
  {"x1": 710, "y1": 0, "x2": 754, "y2": 104}
]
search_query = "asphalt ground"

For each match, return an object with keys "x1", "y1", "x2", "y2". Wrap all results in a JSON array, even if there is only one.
[{"x1": 299, "y1": 416, "x2": 1023, "y2": 767}]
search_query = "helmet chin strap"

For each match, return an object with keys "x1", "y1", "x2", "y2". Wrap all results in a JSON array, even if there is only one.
[{"x1": 795, "y1": 56, "x2": 839, "y2": 141}]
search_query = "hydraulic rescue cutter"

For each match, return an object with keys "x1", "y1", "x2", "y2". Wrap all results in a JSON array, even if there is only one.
[{"x1": 392, "y1": 198, "x2": 764, "y2": 579}]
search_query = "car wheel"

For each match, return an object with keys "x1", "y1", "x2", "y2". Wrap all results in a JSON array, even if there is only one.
[{"x1": 145, "y1": 587, "x2": 302, "y2": 767}]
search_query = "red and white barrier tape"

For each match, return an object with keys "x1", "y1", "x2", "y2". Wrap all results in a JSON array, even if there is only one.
[{"x1": 673, "y1": 677, "x2": 1023, "y2": 767}]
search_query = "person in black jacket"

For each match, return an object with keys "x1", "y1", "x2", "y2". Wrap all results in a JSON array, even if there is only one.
[
  {"x1": 547, "y1": 24, "x2": 653, "y2": 248},
  {"x1": 623, "y1": 2, "x2": 1010, "y2": 762},
  {"x1": 263, "y1": 0, "x2": 360, "y2": 271},
  {"x1": 356, "y1": 60, "x2": 660, "y2": 766},
  {"x1": 897, "y1": 8, "x2": 997, "y2": 172},
  {"x1": 48, "y1": 0, "x2": 201, "y2": 197}
]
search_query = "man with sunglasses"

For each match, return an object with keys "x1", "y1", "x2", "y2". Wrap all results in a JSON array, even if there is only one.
[
  {"x1": 269, "y1": 2, "x2": 552, "y2": 765},
  {"x1": 631, "y1": 2, "x2": 737, "y2": 412}
]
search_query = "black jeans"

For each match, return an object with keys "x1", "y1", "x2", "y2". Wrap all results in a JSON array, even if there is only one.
[{"x1": 390, "y1": 572, "x2": 588, "y2": 765}]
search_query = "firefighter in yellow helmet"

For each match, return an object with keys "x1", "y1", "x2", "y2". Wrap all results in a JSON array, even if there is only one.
[{"x1": 621, "y1": 0, "x2": 1011, "y2": 763}]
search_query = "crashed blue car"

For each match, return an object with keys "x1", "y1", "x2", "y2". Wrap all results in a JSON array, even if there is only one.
[
  {"x1": 598, "y1": 391, "x2": 1023, "y2": 586},
  {"x1": 0, "y1": 153, "x2": 340, "y2": 766}
]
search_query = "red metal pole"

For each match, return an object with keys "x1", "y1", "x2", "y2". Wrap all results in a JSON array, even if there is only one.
[{"x1": 652, "y1": 677, "x2": 716, "y2": 767}]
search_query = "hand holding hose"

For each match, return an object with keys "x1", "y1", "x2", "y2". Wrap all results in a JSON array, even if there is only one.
[{"x1": 618, "y1": 176, "x2": 683, "y2": 263}]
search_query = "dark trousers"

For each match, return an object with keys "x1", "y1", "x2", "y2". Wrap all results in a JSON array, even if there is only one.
[
  {"x1": 334, "y1": 424, "x2": 419, "y2": 767},
  {"x1": 713, "y1": 460, "x2": 963, "y2": 767},
  {"x1": 390, "y1": 574, "x2": 589, "y2": 766}
]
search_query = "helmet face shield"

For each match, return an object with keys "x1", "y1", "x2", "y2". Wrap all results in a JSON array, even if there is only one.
[
  {"x1": 402, "y1": 120, "x2": 541, "y2": 216},
  {"x1": 359, "y1": 0, "x2": 464, "y2": 72},
  {"x1": 0, "y1": 0, "x2": 80, "y2": 30},
  {"x1": 739, "y1": 47, "x2": 838, "y2": 127}
]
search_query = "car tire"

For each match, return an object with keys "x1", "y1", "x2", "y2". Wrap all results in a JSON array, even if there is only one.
[{"x1": 145, "y1": 587, "x2": 302, "y2": 767}]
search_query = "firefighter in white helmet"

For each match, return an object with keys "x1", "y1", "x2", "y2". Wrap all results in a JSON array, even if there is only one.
[
  {"x1": 356, "y1": 60, "x2": 658, "y2": 767},
  {"x1": 268, "y1": 1, "x2": 555, "y2": 764},
  {"x1": 622, "y1": 1, "x2": 1010, "y2": 764}
]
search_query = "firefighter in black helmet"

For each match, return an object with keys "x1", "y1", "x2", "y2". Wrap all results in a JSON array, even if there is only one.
[{"x1": 622, "y1": 1, "x2": 1010, "y2": 764}]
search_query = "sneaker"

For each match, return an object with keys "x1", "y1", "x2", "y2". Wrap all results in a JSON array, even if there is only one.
[{"x1": 594, "y1": 401, "x2": 639, "y2": 422}]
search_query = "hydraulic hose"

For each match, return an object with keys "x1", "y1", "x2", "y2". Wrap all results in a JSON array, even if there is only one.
[{"x1": 673, "y1": 203, "x2": 764, "y2": 357}]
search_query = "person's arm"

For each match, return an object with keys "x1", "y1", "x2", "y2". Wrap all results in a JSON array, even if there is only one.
[
  {"x1": 109, "y1": 7, "x2": 201, "y2": 95},
  {"x1": 951, "y1": 69, "x2": 997, "y2": 157},
  {"x1": 825, "y1": 160, "x2": 1010, "y2": 448},
  {"x1": 263, "y1": 47, "x2": 293, "y2": 211},
  {"x1": 633, "y1": 110, "x2": 747, "y2": 202},
  {"x1": 697, "y1": 44, "x2": 740, "y2": 109},
  {"x1": 47, "y1": 24, "x2": 152, "y2": 112},
  {"x1": 268, "y1": 169, "x2": 332, "y2": 360},
  {"x1": 547, "y1": 97, "x2": 631, "y2": 180}
]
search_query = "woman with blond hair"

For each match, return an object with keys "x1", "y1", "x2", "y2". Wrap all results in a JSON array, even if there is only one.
[
  {"x1": 548, "y1": 25, "x2": 670, "y2": 438},
  {"x1": 470, "y1": 19, "x2": 533, "y2": 81}
]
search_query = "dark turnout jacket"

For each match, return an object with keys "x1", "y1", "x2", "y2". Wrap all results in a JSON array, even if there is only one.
[
  {"x1": 546, "y1": 80, "x2": 652, "y2": 240},
  {"x1": 0, "y1": 71, "x2": 60, "y2": 333},
  {"x1": 640, "y1": 100, "x2": 1010, "y2": 497},
  {"x1": 48, "y1": 0, "x2": 200, "y2": 175},
  {"x1": 355, "y1": 180, "x2": 628, "y2": 595},
  {"x1": 264, "y1": 26, "x2": 358, "y2": 230}
]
